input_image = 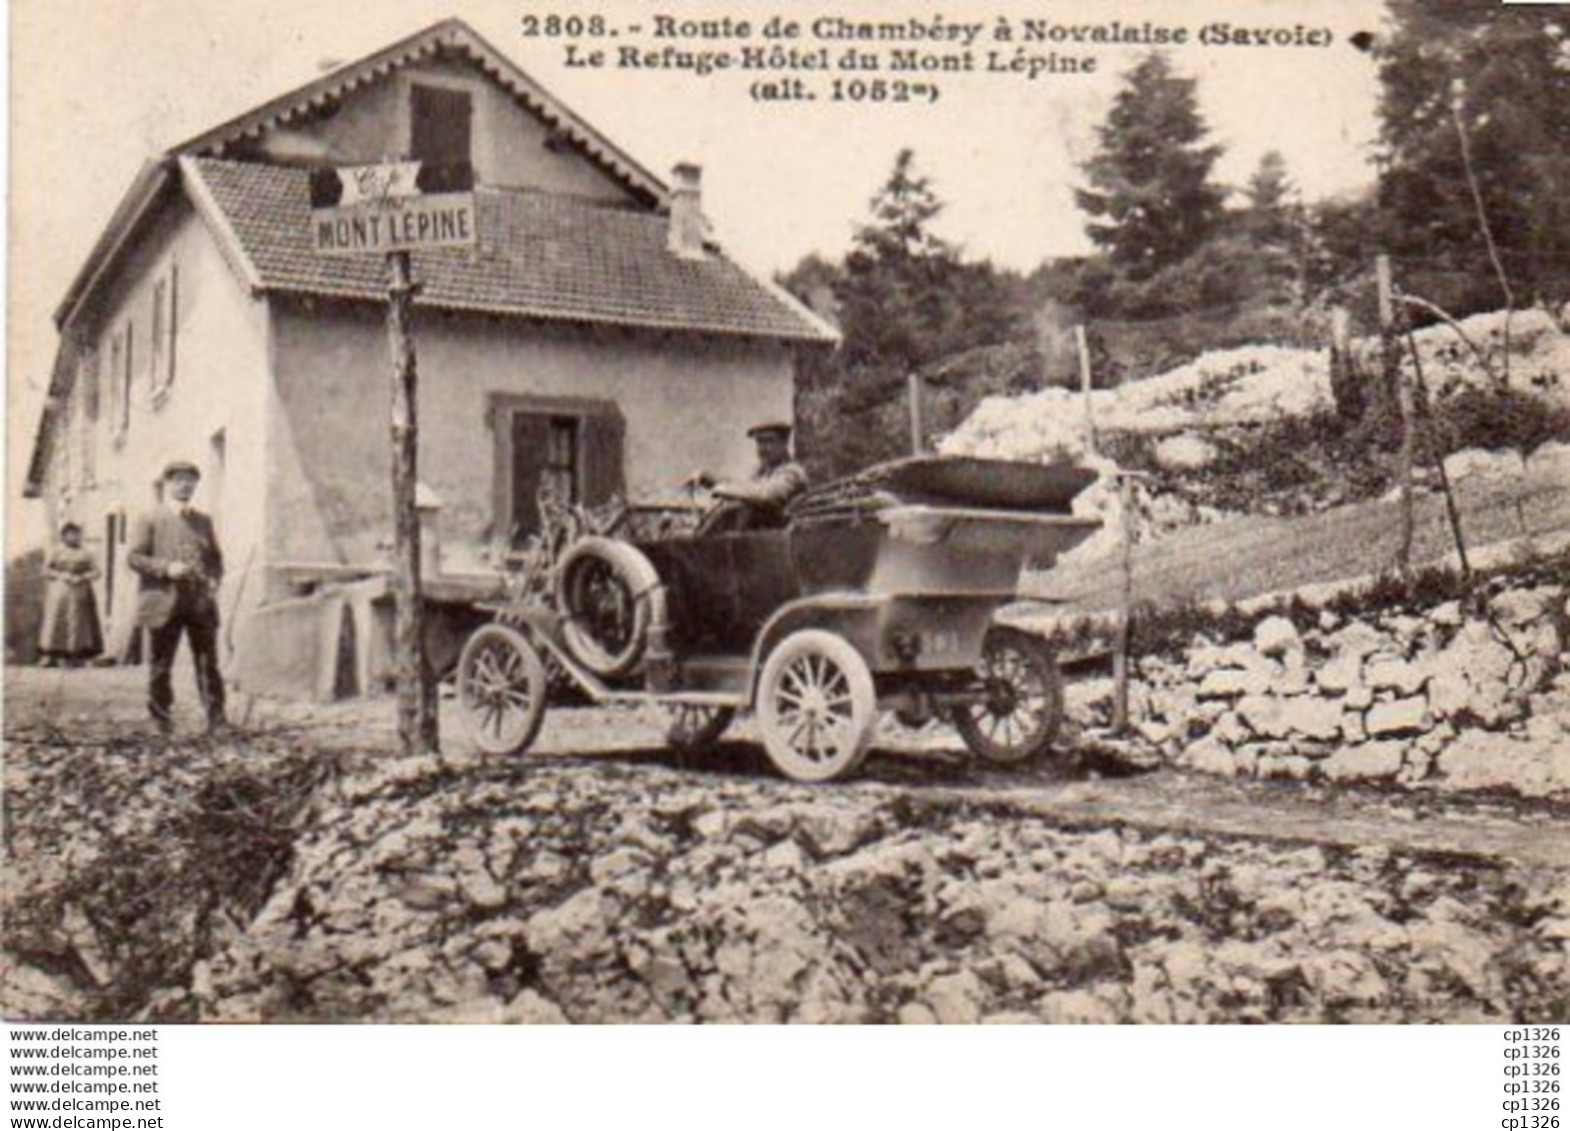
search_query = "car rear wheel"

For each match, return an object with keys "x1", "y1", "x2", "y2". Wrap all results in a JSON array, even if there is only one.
[
  {"x1": 457, "y1": 624, "x2": 549, "y2": 755},
  {"x1": 664, "y1": 704, "x2": 735, "y2": 754},
  {"x1": 953, "y1": 627, "x2": 1064, "y2": 764},
  {"x1": 756, "y1": 630, "x2": 876, "y2": 783}
]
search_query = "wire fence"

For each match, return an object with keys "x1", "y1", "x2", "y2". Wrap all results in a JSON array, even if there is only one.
[
  {"x1": 1033, "y1": 259, "x2": 1570, "y2": 395},
  {"x1": 1031, "y1": 253, "x2": 1570, "y2": 646}
]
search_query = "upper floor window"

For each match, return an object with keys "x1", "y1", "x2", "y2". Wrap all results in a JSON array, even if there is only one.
[
  {"x1": 150, "y1": 264, "x2": 178, "y2": 403},
  {"x1": 58, "y1": 400, "x2": 74, "y2": 494},
  {"x1": 109, "y1": 324, "x2": 133, "y2": 440},
  {"x1": 410, "y1": 83, "x2": 471, "y2": 168},
  {"x1": 77, "y1": 352, "x2": 98, "y2": 487}
]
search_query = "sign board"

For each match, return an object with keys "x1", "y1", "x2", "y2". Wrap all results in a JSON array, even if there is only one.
[{"x1": 310, "y1": 161, "x2": 476, "y2": 257}]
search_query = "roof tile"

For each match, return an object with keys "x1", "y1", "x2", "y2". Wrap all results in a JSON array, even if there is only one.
[{"x1": 190, "y1": 159, "x2": 835, "y2": 344}]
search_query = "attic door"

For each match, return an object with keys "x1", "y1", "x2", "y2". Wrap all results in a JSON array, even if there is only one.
[{"x1": 498, "y1": 400, "x2": 625, "y2": 547}]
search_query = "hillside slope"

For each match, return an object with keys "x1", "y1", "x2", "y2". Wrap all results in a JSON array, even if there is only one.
[{"x1": 933, "y1": 307, "x2": 1570, "y2": 596}]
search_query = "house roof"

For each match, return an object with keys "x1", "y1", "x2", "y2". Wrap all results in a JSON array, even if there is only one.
[
  {"x1": 26, "y1": 18, "x2": 838, "y2": 496},
  {"x1": 185, "y1": 158, "x2": 835, "y2": 342},
  {"x1": 173, "y1": 18, "x2": 666, "y2": 207}
]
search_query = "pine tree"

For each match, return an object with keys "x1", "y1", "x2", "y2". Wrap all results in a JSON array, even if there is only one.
[
  {"x1": 789, "y1": 150, "x2": 1024, "y2": 476},
  {"x1": 1244, "y1": 150, "x2": 1296, "y2": 245},
  {"x1": 1075, "y1": 53, "x2": 1226, "y2": 280},
  {"x1": 838, "y1": 149, "x2": 955, "y2": 372},
  {"x1": 852, "y1": 148, "x2": 953, "y2": 265}
]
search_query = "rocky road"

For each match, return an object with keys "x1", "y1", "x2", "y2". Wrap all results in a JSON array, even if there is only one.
[{"x1": 3, "y1": 665, "x2": 1567, "y2": 1023}]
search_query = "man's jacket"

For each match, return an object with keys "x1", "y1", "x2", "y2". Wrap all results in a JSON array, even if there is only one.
[{"x1": 127, "y1": 506, "x2": 224, "y2": 628}]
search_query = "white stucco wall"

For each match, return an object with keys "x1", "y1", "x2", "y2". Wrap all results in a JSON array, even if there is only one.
[
  {"x1": 268, "y1": 299, "x2": 796, "y2": 570},
  {"x1": 45, "y1": 198, "x2": 271, "y2": 653}
]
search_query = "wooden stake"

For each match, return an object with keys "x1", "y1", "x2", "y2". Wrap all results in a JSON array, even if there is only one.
[
  {"x1": 1112, "y1": 473, "x2": 1136, "y2": 734},
  {"x1": 386, "y1": 250, "x2": 438, "y2": 755},
  {"x1": 1403, "y1": 319, "x2": 1473, "y2": 581},
  {"x1": 1329, "y1": 306, "x2": 1355, "y2": 419},
  {"x1": 907, "y1": 372, "x2": 924, "y2": 455},
  {"x1": 1331, "y1": 307, "x2": 1351, "y2": 355},
  {"x1": 1075, "y1": 325, "x2": 1097, "y2": 454},
  {"x1": 1377, "y1": 255, "x2": 1415, "y2": 579}
]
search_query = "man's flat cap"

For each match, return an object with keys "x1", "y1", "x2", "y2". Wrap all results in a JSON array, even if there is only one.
[
  {"x1": 162, "y1": 459, "x2": 201, "y2": 480},
  {"x1": 746, "y1": 421, "x2": 793, "y2": 439}
]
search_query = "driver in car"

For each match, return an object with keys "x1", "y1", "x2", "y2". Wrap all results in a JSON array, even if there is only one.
[{"x1": 691, "y1": 422, "x2": 809, "y2": 528}]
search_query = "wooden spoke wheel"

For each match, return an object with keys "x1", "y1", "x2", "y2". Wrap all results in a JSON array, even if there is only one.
[
  {"x1": 457, "y1": 625, "x2": 549, "y2": 755},
  {"x1": 756, "y1": 630, "x2": 877, "y2": 783},
  {"x1": 664, "y1": 703, "x2": 736, "y2": 754},
  {"x1": 953, "y1": 627, "x2": 1064, "y2": 764}
]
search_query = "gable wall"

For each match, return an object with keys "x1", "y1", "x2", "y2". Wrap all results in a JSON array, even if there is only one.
[
  {"x1": 250, "y1": 55, "x2": 638, "y2": 204},
  {"x1": 44, "y1": 199, "x2": 272, "y2": 657}
]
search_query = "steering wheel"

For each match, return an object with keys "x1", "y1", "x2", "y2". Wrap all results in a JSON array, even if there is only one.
[{"x1": 682, "y1": 477, "x2": 753, "y2": 537}]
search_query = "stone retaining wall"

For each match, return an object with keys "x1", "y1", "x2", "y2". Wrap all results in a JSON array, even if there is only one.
[{"x1": 1122, "y1": 581, "x2": 1569, "y2": 797}]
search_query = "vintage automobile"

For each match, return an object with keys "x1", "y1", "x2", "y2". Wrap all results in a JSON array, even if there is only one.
[{"x1": 453, "y1": 455, "x2": 1100, "y2": 782}]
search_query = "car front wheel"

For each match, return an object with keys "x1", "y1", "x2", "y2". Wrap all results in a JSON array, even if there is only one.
[{"x1": 456, "y1": 624, "x2": 549, "y2": 756}]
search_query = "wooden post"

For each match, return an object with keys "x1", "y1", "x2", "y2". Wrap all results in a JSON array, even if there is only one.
[
  {"x1": 386, "y1": 250, "x2": 438, "y2": 755},
  {"x1": 1112, "y1": 473, "x2": 1136, "y2": 734},
  {"x1": 1074, "y1": 325, "x2": 1097, "y2": 454},
  {"x1": 1377, "y1": 255, "x2": 1415, "y2": 579},
  {"x1": 907, "y1": 372, "x2": 924, "y2": 455},
  {"x1": 1402, "y1": 318, "x2": 1473, "y2": 581}
]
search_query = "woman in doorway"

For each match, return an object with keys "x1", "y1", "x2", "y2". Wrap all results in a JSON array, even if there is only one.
[{"x1": 38, "y1": 522, "x2": 104, "y2": 667}]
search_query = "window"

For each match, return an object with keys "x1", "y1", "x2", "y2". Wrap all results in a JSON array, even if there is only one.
[
  {"x1": 77, "y1": 352, "x2": 98, "y2": 487},
  {"x1": 543, "y1": 417, "x2": 580, "y2": 507},
  {"x1": 410, "y1": 83, "x2": 472, "y2": 168},
  {"x1": 149, "y1": 265, "x2": 177, "y2": 402},
  {"x1": 59, "y1": 401, "x2": 75, "y2": 494},
  {"x1": 104, "y1": 514, "x2": 119, "y2": 617}
]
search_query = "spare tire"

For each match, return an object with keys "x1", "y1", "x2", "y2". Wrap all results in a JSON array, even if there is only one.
[{"x1": 554, "y1": 536, "x2": 663, "y2": 678}]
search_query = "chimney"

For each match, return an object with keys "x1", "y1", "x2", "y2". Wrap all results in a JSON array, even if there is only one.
[{"x1": 667, "y1": 163, "x2": 708, "y2": 260}]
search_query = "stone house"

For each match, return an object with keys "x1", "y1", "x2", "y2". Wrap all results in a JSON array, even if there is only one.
[{"x1": 22, "y1": 18, "x2": 835, "y2": 698}]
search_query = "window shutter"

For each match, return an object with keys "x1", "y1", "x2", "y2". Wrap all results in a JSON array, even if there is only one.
[
  {"x1": 122, "y1": 324, "x2": 134, "y2": 432},
  {"x1": 165, "y1": 263, "x2": 178, "y2": 392},
  {"x1": 507, "y1": 412, "x2": 553, "y2": 545},
  {"x1": 81, "y1": 352, "x2": 99, "y2": 419},
  {"x1": 79, "y1": 353, "x2": 98, "y2": 486},
  {"x1": 411, "y1": 85, "x2": 472, "y2": 168},
  {"x1": 581, "y1": 410, "x2": 626, "y2": 507},
  {"x1": 108, "y1": 335, "x2": 121, "y2": 435},
  {"x1": 150, "y1": 282, "x2": 164, "y2": 398}
]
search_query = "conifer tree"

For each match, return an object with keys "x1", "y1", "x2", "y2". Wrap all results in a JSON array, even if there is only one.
[{"x1": 1075, "y1": 53, "x2": 1226, "y2": 280}]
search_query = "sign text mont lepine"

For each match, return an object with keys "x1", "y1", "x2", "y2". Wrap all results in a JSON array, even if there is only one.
[{"x1": 309, "y1": 161, "x2": 476, "y2": 257}]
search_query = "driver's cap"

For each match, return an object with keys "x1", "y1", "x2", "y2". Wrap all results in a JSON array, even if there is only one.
[{"x1": 746, "y1": 421, "x2": 792, "y2": 440}]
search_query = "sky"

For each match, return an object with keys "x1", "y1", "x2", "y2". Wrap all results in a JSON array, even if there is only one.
[{"x1": 5, "y1": 0, "x2": 1389, "y2": 548}]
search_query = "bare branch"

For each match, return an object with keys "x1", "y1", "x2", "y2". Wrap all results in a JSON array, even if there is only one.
[{"x1": 1393, "y1": 292, "x2": 1504, "y2": 386}]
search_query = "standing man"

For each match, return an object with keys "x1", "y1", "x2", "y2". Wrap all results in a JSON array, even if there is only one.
[
  {"x1": 692, "y1": 422, "x2": 809, "y2": 528},
  {"x1": 128, "y1": 460, "x2": 226, "y2": 735}
]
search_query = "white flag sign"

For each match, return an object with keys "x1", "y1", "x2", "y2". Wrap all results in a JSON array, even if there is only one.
[{"x1": 309, "y1": 161, "x2": 476, "y2": 257}]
